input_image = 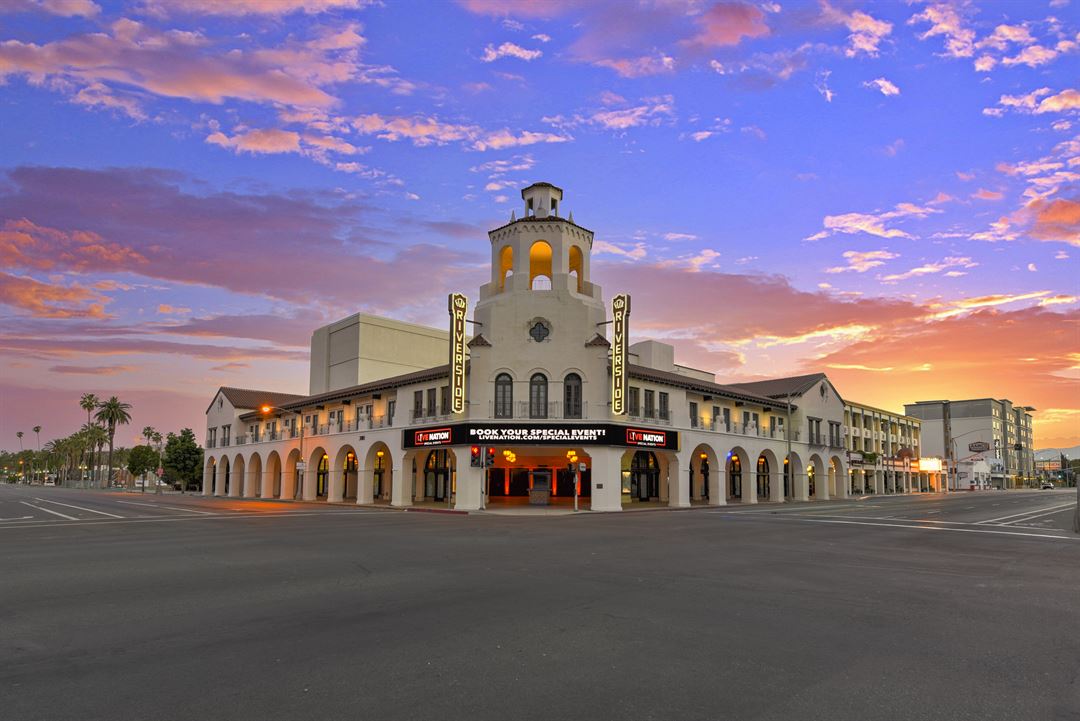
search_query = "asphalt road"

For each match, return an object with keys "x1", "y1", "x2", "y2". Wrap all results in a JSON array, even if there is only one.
[{"x1": 1, "y1": 485, "x2": 1078, "y2": 721}]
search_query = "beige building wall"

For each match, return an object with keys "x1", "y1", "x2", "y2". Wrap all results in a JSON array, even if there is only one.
[{"x1": 309, "y1": 313, "x2": 452, "y2": 395}]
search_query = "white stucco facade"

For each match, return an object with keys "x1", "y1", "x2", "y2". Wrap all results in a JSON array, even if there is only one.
[{"x1": 202, "y1": 182, "x2": 941, "y2": 512}]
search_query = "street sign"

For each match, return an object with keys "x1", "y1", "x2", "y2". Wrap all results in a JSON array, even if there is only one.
[
  {"x1": 578, "y1": 463, "x2": 587, "y2": 472},
  {"x1": 968, "y1": 441, "x2": 990, "y2": 453}
]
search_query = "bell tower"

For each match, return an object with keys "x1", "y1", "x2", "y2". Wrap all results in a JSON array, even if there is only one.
[{"x1": 469, "y1": 182, "x2": 610, "y2": 421}]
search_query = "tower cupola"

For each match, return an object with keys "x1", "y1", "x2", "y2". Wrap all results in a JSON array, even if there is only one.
[{"x1": 521, "y1": 182, "x2": 563, "y2": 219}]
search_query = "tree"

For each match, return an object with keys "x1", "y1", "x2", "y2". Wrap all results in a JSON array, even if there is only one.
[
  {"x1": 163, "y1": 429, "x2": 203, "y2": 494},
  {"x1": 81, "y1": 423, "x2": 107, "y2": 488},
  {"x1": 127, "y1": 445, "x2": 160, "y2": 490},
  {"x1": 32, "y1": 425, "x2": 42, "y2": 484},
  {"x1": 95, "y1": 397, "x2": 132, "y2": 489},
  {"x1": 15, "y1": 432, "x2": 23, "y2": 481}
]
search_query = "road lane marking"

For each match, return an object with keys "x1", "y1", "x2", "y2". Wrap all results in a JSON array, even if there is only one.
[
  {"x1": 0, "y1": 508, "x2": 402, "y2": 530},
  {"x1": 21, "y1": 502, "x2": 77, "y2": 520},
  {"x1": 1001, "y1": 506, "x2": 1078, "y2": 525},
  {"x1": 0, "y1": 515, "x2": 34, "y2": 522},
  {"x1": 792, "y1": 517, "x2": 1079, "y2": 541},
  {"x1": 975, "y1": 503, "x2": 1075, "y2": 524},
  {"x1": 115, "y1": 501, "x2": 216, "y2": 515},
  {"x1": 35, "y1": 497, "x2": 124, "y2": 518}
]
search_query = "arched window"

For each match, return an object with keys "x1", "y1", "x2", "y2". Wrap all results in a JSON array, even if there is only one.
[
  {"x1": 757, "y1": 455, "x2": 770, "y2": 499},
  {"x1": 529, "y1": 373, "x2": 548, "y2": 418},
  {"x1": 563, "y1": 372, "x2": 582, "y2": 418},
  {"x1": 529, "y1": 241, "x2": 552, "y2": 290},
  {"x1": 498, "y1": 245, "x2": 513, "y2": 291},
  {"x1": 728, "y1": 454, "x2": 742, "y2": 499},
  {"x1": 568, "y1": 245, "x2": 584, "y2": 293},
  {"x1": 495, "y1": 373, "x2": 513, "y2": 419},
  {"x1": 317, "y1": 453, "x2": 329, "y2": 497}
]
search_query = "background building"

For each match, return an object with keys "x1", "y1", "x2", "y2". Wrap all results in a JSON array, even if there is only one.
[
  {"x1": 905, "y1": 399, "x2": 1036, "y2": 489},
  {"x1": 842, "y1": 401, "x2": 930, "y2": 494}
]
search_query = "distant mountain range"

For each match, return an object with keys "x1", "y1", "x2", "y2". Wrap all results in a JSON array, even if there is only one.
[{"x1": 1035, "y1": 445, "x2": 1080, "y2": 461}]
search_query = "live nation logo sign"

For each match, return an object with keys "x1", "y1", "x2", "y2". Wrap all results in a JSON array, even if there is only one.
[{"x1": 626, "y1": 429, "x2": 667, "y2": 448}]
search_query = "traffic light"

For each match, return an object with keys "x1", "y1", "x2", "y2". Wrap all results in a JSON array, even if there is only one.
[
  {"x1": 470, "y1": 445, "x2": 481, "y2": 467},
  {"x1": 486, "y1": 447, "x2": 496, "y2": 468}
]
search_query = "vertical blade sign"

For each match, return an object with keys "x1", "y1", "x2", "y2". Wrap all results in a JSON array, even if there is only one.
[
  {"x1": 448, "y1": 293, "x2": 468, "y2": 415},
  {"x1": 611, "y1": 293, "x2": 630, "y2": 415}
]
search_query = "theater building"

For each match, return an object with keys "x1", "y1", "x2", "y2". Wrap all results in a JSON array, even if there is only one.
[{"x1": 203, "y1": 182, "x2": 939, "y2": 511}]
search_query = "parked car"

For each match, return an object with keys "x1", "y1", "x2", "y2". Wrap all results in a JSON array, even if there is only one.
[
  {"x1": 43, "y1": 479, "x2": 55, "y2": 487},
  {"x1": 1041, "y1": 481, "x2": 1055, "y2": 490}
]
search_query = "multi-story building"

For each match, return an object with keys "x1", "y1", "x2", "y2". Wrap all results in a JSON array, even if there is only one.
[
  {"x1": 905, "y1": 399, "x2": 1036, "y2": 489},
  {"x1": 201, "y1": 182, "x2": 942, "y2": 511},
  {"x1": 842, "y1": 401, "x2": 934, "y2": 494}
]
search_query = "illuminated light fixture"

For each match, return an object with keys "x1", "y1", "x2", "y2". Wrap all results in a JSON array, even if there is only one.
[
  {"x1": 376, "y1": 450, "x2": 384, "y2": 458},
  {"x1": 699, "y1": 453, "x2": 707, "y2": 460},
  {"x1": 261, "y1": 405, "x2": 272, "y2": 413}
]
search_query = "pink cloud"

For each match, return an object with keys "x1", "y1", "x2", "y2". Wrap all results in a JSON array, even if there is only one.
[
  {"x1": 140, "y1": 0, "x2": 371, "y2": 16},
  {"x1": 0, "y1": 271, "x2": 108, "y2": 318},
  {"x1": 683, "y1": 2, "x2": 769, "y2": 50},
  {"x1": 1, "y1": 0, "x2": 100, "y2": 17},
  {"x1": 206, "y1": 128, "x2": 303, "y2": 155}
]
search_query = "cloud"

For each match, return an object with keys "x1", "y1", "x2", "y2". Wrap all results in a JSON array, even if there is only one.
[
  {"x1": 156, "y1": 304, "x2": 191, "y2": 315},
  {"x1": 352, "y1": 113, "x2": 571, "y2": 150},
  {"x1": 824, "y1": 249, "x2": 899, "y2": 274},
  {"x1": 821, "y1": 2, "x2": 893, "y2": 58},
  {"x1": 683, "y1": 2, "x2": 770, "y2": 50},
  {"x1": 593, "y1": 240, "x2": 647, "y2": 260},
  {"x1": 1027, "y1": 197, "x2": 1080, "y2": 244},
  {"x1": 1, "y1": 0, "x2": 100, "y2": 17},
  {"x1": 662, "y1": 232, "x2": 698, "y2": 242},
  {"x1": 908, "y1": 3, "x2": 975, "y2": 58},
  {"x1": 206, "y1": 128, "x2": 302, "y2": 155},
  {"x1": 532, "y1": 34, "x2": 551, "y2": 43},
  {"x1": 879, "y1": 256, "x2": 978, "y2": 283},
  {"x1": 972, "y1": 188, "x2": 1004, "y2": 201},
  {"x1": 48, "y1": 364, "x2": 133, "y2": 375},
  {"x1": 457, "y1": 0, "x2": 576, "y2": 19},
  {"x1": 0, "y1": 271, "x2": 108, "y2": 318},
  {"x1": 814, "y1": 69, "x2": 834, "y2": 103},
  {"x1": 0, "y1": 166, "x2": 485, "y2": 309},
  {"x1": 807, "y1": 201, "x2": 941, "y2": 240},
  {"x1": 593, "y1": 54, "x2": 676, "y2": 78},
  {"x1": 480, "y1": 41, "x2": 542, "y2": 62},
  {"x1": 863, "y1": 77, "x2": 900, "y2": 96},
  {"x1": 1002, "y1": 44, "x2": 1062, "y2": 68},
  {"x1": 139, "y1": 0, "x2": 372, "y2": 15},
  {"x1": 0, "y1": 19, "x2": 405, "y2": 115},
  {"x1": 988, "y1": 87, "x2": 1080, "y2": 116}
]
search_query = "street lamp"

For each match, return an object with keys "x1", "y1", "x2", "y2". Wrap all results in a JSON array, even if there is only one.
[{"x1": 262, "y1": 405, "x2": 304, "y2": 500}]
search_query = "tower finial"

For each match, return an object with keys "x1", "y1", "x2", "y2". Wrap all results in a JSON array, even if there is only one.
[{"x1": 510, "y1": 210, "x2": 516, "y2": 222}]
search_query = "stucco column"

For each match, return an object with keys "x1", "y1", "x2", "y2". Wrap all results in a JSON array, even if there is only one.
[
  {"x1": 328, "y1": 468, "x2": 344, "y2": 503},
  {"x1": 668, "y1": 453, "x2": 688, "y2": 508},
  {"x1": 357, "y1": 466, "x2": 374, "y2": 505},
  {"x1": 794, "y1": 471, "x2": 809, "y2": 502},
  {"x1": 743, "y1": 470, "x2": 758, "y2": 504},
  {"x1": 391, "y1": 453, "x2": 412, "y2": 507},
  {"x1": 260, "y1": 469, "x2": 273, "y2": 499},
  {"x1": 244, "y1": 468, "x2": 257, "y2": 498},
  {"x1": 771, "y1": 468, "x2": 784, "y2": 503},
  {"x1": 590, "y1": 448, "x2": 623, "y2": 512},
  {"x1": 203, "y1": 465, "x2": 213, "y2": 496},
  {"x1": 454, "y1": 463, "x2": 483, "y2": 511},
  {"x1": 302, "y1": 467, "x2": 317, "y2": 501},
  {"x1": 709, "y1": 466, "x2": 726, "y2": 506}
]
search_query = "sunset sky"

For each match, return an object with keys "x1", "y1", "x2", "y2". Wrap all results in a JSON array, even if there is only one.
[{"x1": 1, "y1": 0, "x2": 1077, "y2": 450}]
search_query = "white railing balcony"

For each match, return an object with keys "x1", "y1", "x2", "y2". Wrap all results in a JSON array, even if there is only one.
[
  {"x1": 626, "y1": 408, "x2": 671, "y2": 426},
  {"x1": 410, "y1": 409, "x2": 455, "y2": 424},
  {"x1": 206, "y1": 439, "x2": 216, "y2": 449},
  {"x1": 487, "y1": 400, "x2": 588, "y2": 420},
  {"x1": 235, "y1": 435, "x2": 247, "y2": 445}
]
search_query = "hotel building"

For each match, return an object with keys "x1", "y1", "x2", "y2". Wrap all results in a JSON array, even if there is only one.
[
  {"x1": 905, "y1": 399, "x2": 1036, "y2": 489},
  {"x1": 203, "y1": 182, "x2": 943, "y2": 511}
]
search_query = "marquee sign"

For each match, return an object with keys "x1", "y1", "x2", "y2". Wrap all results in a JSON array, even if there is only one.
[
  {"x1": 611, "y1": 293, "x2": 630, "y2": 415},
  {"x1": 403, "y1": 422, "x2": 678, "y2": 451},
  {"x1": 448, "y1": 292, "x2": 468, "y2": 415},
  {"x1": 968, "y1": 441, "x2": 991, "y2": 453}
]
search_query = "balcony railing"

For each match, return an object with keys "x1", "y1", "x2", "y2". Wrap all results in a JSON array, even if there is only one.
[
  {"x1": 486, "y1": 400, "x2": 588, "y2": 420},
  {"x1": 627, "y1": 408, "x2": 672, "y2": 425},
  {"x1": 206, "y1": 439, "x2": 216, "y2": 449},
  {"x1": 410, "y1": 408, "x2": 455, "y2": 424}
]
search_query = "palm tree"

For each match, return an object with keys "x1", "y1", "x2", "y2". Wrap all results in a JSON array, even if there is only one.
[
  {"x1": 81, "y1": 424, "x2": 107, "y2": 489},
  {"x1": 95, "y1": 397, "x2": 132, "y2": 489},
  {"x1": 32, "y1": 425, "x2": 41, "y2": 484},
  {"x1": 15, "y1": 431, "x2": 24, "y2": 482},
  {"x1": 80, "y1": 393, "x2": 99, "y2": 427}
]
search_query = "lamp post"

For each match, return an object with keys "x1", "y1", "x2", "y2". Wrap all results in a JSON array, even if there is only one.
[{"x1": 262, "y1": 405, "x2": 304, "y2": 500}]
